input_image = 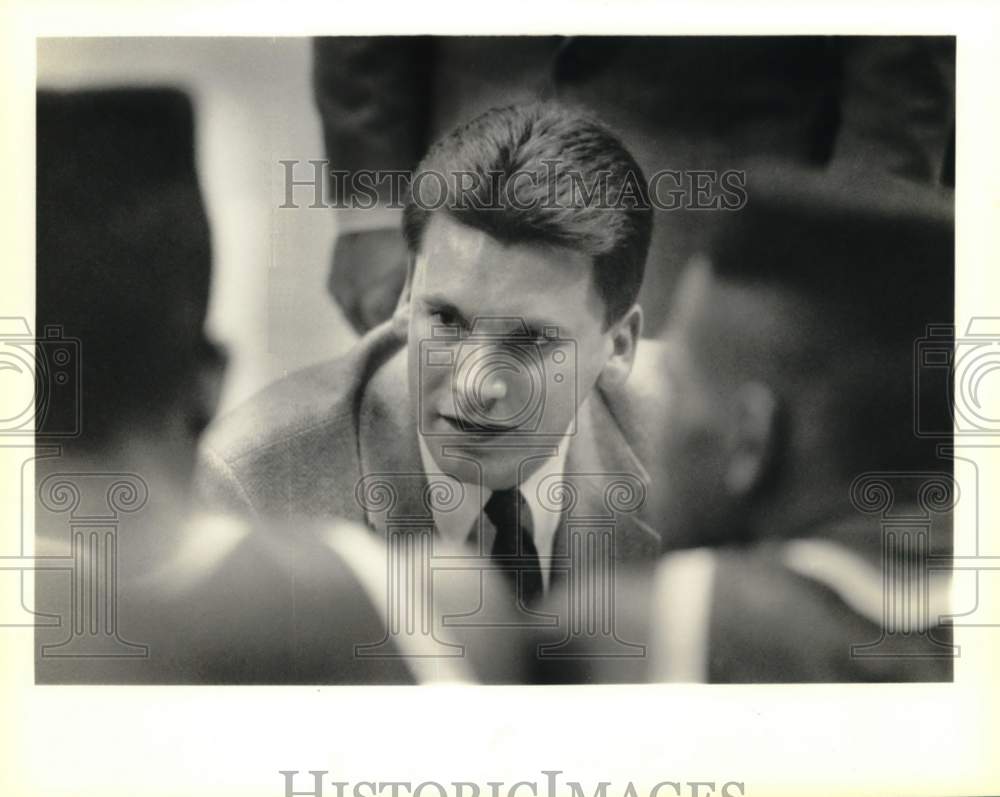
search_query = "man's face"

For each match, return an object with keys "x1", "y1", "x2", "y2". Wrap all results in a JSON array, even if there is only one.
[{"x1": 407, "y1": 212, "x2": 616, "y2": 489}]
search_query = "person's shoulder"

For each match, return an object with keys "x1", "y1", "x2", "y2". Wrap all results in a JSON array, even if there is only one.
[
  {"x1": 706, "y1": 541, "x2": 952, "y2": 681},
  {"x1": 129, "y1": 514, "x2": 416, "y2": 683},
  {"x1": 202, "y1": 357, "x2": 354, "y2": 463},
  {"x1": 202, "y1": 322, "x2": 404, "y2": 464}
]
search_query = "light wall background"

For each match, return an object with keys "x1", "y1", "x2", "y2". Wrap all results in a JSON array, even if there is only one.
[{"x1": 37, "y1": 37, "x2": 358, "y2": 414}]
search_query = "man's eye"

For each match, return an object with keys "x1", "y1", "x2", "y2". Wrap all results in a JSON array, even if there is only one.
[
  {"x1": 430, "y1": 309, "x2": 458, "y2": 326},
  {"x1": 430, "y1": 309, "x2": 473, "y2": 338}
]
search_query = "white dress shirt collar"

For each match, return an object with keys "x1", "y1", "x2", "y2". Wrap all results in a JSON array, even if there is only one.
[{"x1": 417, "y1": 435, "x2": 570, "y2": 589}]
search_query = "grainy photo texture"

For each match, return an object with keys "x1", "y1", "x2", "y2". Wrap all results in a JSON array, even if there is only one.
[{"x1": 28, "y1": 36, "x2": 957, "y2": 685}]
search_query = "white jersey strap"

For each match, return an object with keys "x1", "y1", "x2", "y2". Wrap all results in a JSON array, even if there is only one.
[
  {"x1": 781, "y1": 537, "x2": 951, "y2": 631},
  {"x1": 649, "y1": 548, "x2": 718, "y2": 683}
]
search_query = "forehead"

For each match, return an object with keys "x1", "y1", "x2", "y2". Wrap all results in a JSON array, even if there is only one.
[{"x1": 413, "y1": 213, "x2": 604, "y2": 327}]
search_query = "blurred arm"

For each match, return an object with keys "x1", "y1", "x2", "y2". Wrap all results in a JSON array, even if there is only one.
[{"x1": 313, "y1": 37, "x2": 432, "y2": 332}]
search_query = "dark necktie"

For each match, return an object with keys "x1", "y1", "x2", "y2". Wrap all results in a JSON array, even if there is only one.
[{"x1": 485, "y1": 487, "x2": 544, "y2": 606}]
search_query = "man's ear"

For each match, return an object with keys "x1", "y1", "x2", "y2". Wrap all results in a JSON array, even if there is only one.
[
  {"x1": 391, "y1": 252, "x2": 417, "y2": 335},
  {"x1": 724, "y1": 381, "x2": 779, "y2": 497},
  {"x1": 597, "y1": 303, "x2": 643, "y2": 390}
]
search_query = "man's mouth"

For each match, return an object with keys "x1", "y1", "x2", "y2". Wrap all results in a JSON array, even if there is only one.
[{"x1": 438, "y1": 413, "x2": 518, "y2": 436}]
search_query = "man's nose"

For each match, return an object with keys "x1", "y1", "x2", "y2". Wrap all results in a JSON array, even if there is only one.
[
  {"x1": 457, "y1": 346, "x2": 516, "y2": 414},
  {"x1": 477, "y1": 373, "x2": 508, "y2": 405}
]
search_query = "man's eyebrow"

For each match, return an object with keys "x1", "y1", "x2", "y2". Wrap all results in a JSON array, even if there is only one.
[
  {"x1": 518, "y1": 319, "x2": 560, "y2": 338},
  {"x1": 422, "y1": 294, "x2": 458, "y2": 312},
  {"x1": 421, "y1": 295, "x2": 567, "y2": 338},
  {"x1": 422, "y1": 295, "x2": 469, "y2": 321}
]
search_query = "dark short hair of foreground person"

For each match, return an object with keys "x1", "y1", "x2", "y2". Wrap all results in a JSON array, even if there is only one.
[{"x1": 530, "y1": 165, "x2": 955, "y2": 684}]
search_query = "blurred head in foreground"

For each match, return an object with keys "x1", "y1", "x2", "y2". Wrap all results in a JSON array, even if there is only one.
[
  {"x1": 654, "y1": 165, "x2": 954, "y2": 548},
  {"x1": 36, "y1": 87, "x2": 223, "y2": 490},
  {"x1": 34, "y1": 91, "x2": 518, "y2": 684},
  {"x1": 530, "y1": 166, "x2": 955, "y2": 684}
]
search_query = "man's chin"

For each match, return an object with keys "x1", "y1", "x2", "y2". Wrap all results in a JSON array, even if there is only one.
[
  {"x1": 426, "y1": 441, "x2": 523, "y2": 490},
  {"x1": 428, "y1": 438, "x2": 494, "y2": 467}
]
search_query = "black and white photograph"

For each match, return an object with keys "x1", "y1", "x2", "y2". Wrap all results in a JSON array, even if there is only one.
[{"x1": 2, "y1": 4, "x2": 999, "y2": 796}]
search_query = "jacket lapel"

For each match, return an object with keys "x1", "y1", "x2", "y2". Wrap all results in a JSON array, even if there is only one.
[
  {"x1": 554, "y1": 390, "x2": 662, "y2": 566},
  {"x1": 356, "y1": 340, "x2": 433, "y2": 535}
]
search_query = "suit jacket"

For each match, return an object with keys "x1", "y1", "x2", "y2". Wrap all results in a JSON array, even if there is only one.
[{"x1": 196, "y1": 321, "x2": 664, "y2": 568}]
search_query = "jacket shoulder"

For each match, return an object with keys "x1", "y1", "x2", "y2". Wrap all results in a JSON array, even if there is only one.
[
  {"x1": 195, "y1": 324, "x2": 406, "y2": 519},
  {"x1": 600, "y1": 338, "x2": 669, "y2": 465},
  {"x1": 203, "y1": 323, "x2": 403, "y2": 464},
  {"x1": 203, "y1": 356, "x2": 357, "y2": 464}
]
